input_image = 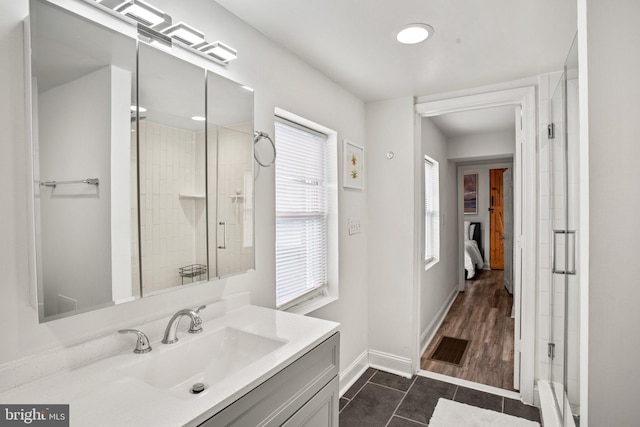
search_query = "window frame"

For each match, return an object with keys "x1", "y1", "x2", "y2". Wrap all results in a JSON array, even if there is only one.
[
  {"x1": 273, "y1": 109, "x2": 339, "y2": 314},
  {"x1": 424, "y1": 155, "x2": 440, "y2": 268}
]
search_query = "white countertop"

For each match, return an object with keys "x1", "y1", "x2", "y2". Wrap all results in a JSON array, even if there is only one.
[{"x1": 0, "y1": 305, "x2": 340, "y2": 426}]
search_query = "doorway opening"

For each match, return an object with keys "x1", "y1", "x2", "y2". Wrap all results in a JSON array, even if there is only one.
[
  {"x1": 415, "y1": 86, "x2": 537, "y2": 404},
  {"x1": 421, "y1": 118, "x2": 517, "y2": 392}
]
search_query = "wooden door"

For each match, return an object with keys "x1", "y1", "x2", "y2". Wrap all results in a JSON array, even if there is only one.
[
  {"x1": 490, "y1": 168, "x2": 507, "y2": 269},
  {"x1": 503, "y1": 168, "x2": 514, "y2": 294}
]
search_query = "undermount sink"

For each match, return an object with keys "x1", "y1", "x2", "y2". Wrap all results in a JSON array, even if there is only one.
[{"x1": 121, "y1": 327, "x2": 286, "y2": 391}]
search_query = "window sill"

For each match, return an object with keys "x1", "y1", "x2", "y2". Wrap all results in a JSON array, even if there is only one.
[
  {"x1": 425, "y1": 257, "x2": 440, "y2": 272},
  {"x1": 282, "y1": 294, "x2": 338, "y2": 316}
]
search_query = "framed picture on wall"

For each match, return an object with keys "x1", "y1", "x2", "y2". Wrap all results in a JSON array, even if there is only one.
[
  {"x1": 343, "y1": 140, "x2": 364, "y2": 189},
  {"x1": 464, "y1": 173, "x2": 478, "y2": 214}
]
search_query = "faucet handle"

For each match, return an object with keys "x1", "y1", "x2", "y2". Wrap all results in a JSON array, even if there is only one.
[
  {"x1": 119, "y1": 329, "x2": 152, "y2": 354},
  {"x1": 188, "y1": 305, "x2": 206, "y2": 334}
]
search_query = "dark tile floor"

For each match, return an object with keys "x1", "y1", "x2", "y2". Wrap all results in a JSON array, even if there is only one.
[{"x1": 339, "y1": 368, "x2": 541, "y2": 426}]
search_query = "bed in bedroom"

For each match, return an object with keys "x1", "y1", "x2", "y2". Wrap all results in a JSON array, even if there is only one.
[{"x1": 464, "y1": 221, "x2": 484, "y2": 279}]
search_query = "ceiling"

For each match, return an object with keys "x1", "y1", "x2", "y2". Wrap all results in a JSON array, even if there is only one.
[
  {"x1": 214, "y1": 0, "x2": 577, "y2": 103},
  {"x1": 429, "y1": 105, "x2": 516, "y2": 138}
]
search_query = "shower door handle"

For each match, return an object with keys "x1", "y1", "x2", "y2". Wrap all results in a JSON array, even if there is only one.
[
  {"x1": 552, "y1": 230, "x2": 576, "y2": 275},
  {"x1": 218, "y1": 221, "x2": 227, "y2": 249}
]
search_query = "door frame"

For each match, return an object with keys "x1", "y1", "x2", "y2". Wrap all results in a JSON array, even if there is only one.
[{"x1": 415, "y1": 86, "x2": 536, "y2": 404}]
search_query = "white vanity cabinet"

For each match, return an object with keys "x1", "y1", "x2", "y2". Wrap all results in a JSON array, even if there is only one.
[{"x1": 195, "y1": 332, "x2": 340, "y2": 427}]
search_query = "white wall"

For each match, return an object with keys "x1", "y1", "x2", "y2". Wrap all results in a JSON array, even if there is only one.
[
  {"x1": 366, "y1": 96, "x2": 416, "y2": 374},
  {"x1": 447, "y1": 130, "x2": 515, "y2": 161},
  {"x1": 419, "y1": 119, "x2": 459, "y2": 348},
  {"x1": 0, "y1": 0, "x2": 368, "y2": 384},
  {"x1": 582, "y1": 0, "x2": 640, "y2": 425},
  {"x1": 38, "y1": 67, "x2": 113, "y2": 316}
]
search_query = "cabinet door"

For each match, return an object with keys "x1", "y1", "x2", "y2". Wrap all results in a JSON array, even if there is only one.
[
  {"x1": 207, "y1": 71, "x2": 255, "y2": 277},
  {"x1": 137, "y1": 43, "x2": 209, "y2": 292},
  {"x1": 282, "y1": 377, "x2": 339, "y2": 427},
  {"x1": 196, "y1": 333, "x2": 339, "y2": 426}
]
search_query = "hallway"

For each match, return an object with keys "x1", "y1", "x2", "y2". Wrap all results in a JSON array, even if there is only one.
[{"x1": 420, "y1": 270, "x2": 515, "y2": 391}]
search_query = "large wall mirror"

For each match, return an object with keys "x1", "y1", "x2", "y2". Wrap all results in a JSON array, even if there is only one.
[
  {"x1": 207, "y1": 71, "x2": 255, "y2": 277},
  {"x1": 29, "y1": 0, "x2": 254, "y2": 322},
  {"x1": 136, "y1": 44, "x2": 209, "y2": 296}
]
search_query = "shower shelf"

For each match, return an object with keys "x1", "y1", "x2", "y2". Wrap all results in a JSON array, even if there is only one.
[
  {"x1": 178, "y1": 264, "x2": 207, "y2": 285},
  {"x1": 179, "y1": 192, "x2": 205, "y2": 199}
]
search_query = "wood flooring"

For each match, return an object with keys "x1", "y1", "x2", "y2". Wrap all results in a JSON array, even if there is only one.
[{"x1": 420, "y1": 269, "x2": 516, "y2": 391}]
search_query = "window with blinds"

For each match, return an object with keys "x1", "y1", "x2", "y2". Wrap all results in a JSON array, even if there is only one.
[
  {"x1": 275, "y1": 118, "x2": 330, "y2": 309},
  {"x1": 424, "y1": 156, "x2": 440, "y2": 263}
]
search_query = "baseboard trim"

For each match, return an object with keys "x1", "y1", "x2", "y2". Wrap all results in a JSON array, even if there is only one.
[
  {"x1": 369, "y1": 350, "x2": 413, "y2": 378},
  {"x1": 419, "y1": 285, "x2": 459, "y2": 356},
  {"x1": 339, "y1": 350, "x2": 369, "y2": 397}
]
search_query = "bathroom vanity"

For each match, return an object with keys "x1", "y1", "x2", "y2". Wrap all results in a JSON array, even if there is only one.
[
  {"x1": 0, "y1": 297, "x2": 340, "y2": 426},
  {"x1": 7, "y1": 0, "x2": 342, "y2": 424},
  {"x1": 195, "y1": 332, "x2": 339, "y2": 426},
  {"x1": 13, "y1": 2, "x2": 342, "y2": 424}
]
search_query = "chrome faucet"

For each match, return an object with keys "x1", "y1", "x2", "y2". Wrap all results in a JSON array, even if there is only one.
[
  {"x1": 161, "y1": 305, "x2": 206, "y2": 344},
  {"x1": 119, "y1": 329, "x2": 152, "y2": 354}
]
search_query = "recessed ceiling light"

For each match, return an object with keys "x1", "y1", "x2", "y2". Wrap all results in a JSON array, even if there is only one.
[
  {"x1": 191, "y1": 116, "x2": 206, "y2": 121},
  {"x1": 396, "y1": 24, "x2": 434, "y2": 45},
  {"x1": 130, "y1": 105, "x2": 147, "y2": 113}
]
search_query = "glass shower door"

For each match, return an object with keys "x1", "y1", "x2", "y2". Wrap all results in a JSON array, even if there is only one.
[{"x1": 549, "y1": 36, "x2": 580, "y2": 426}]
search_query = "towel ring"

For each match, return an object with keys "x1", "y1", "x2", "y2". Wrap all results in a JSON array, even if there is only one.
[{"x1": 253, "y1": 131, "x2": 276, "y2": 167}]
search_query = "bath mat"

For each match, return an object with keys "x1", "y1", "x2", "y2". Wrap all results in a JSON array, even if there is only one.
[
  {"x1": 428, "y1": 336, "x2": 469, "y2": 366},
  {"x1": 429, "y1": 398, "x2": 540, "y2": 427}
]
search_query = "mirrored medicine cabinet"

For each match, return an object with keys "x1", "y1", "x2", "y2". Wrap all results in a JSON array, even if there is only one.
[{"x1": 29, "y1": 0, "x2": 255, "y2": 322}]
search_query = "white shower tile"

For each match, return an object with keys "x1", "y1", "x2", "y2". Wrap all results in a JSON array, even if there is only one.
[
  {"x1": 539, "y1": 315, "x2": 550, "y2": 340},
  {"x1": 540, "y1": 291, "x2": 551, "y2": 317}
]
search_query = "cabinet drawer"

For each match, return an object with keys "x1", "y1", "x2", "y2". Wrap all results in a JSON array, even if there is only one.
[
  {"x1": 282, "y1": 376, "x2": 339, "y2": 427},
  {"x1": 199, "y1": 332, "x2": 339, "y2": 426}
]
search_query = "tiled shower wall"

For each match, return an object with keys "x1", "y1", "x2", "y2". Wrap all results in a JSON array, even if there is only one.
[
  {"x1": 210, "y1": 124, "x2": 254, "y2": 276},
  {"x1": 131, "y1": 120, "x2": 207, "y2": 294}
]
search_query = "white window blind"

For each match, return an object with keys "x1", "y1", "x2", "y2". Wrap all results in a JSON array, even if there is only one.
[
  {"x1": 275, "y1": 119, "x2": 329, "y2": 308},
  {"x1": 425, "y1": 156, "x2": 440, "y2": 262}
]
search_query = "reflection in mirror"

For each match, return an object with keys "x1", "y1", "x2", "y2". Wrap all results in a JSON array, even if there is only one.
[
  {"x1": 30, "y1": 0, "x2": 256, "y2": 324},
  {"x1": 137, "y1": 44, "x2": 209, "y2": 295},
  {"x1": 207, "y1": 71, "x2": 255, "y2": 276},
  {"x1": 31, "y1": 0, "x2": 138, "y2": 321}
]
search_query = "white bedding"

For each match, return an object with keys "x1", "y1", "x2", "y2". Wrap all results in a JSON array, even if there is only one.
[{"x1": 464, "y1": 239, "x2": 484, "y2": 279}]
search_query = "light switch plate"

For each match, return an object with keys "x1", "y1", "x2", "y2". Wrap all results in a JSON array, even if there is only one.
[{"x1": 348, "y1": 217, "x2": 361, "y2": 235}]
